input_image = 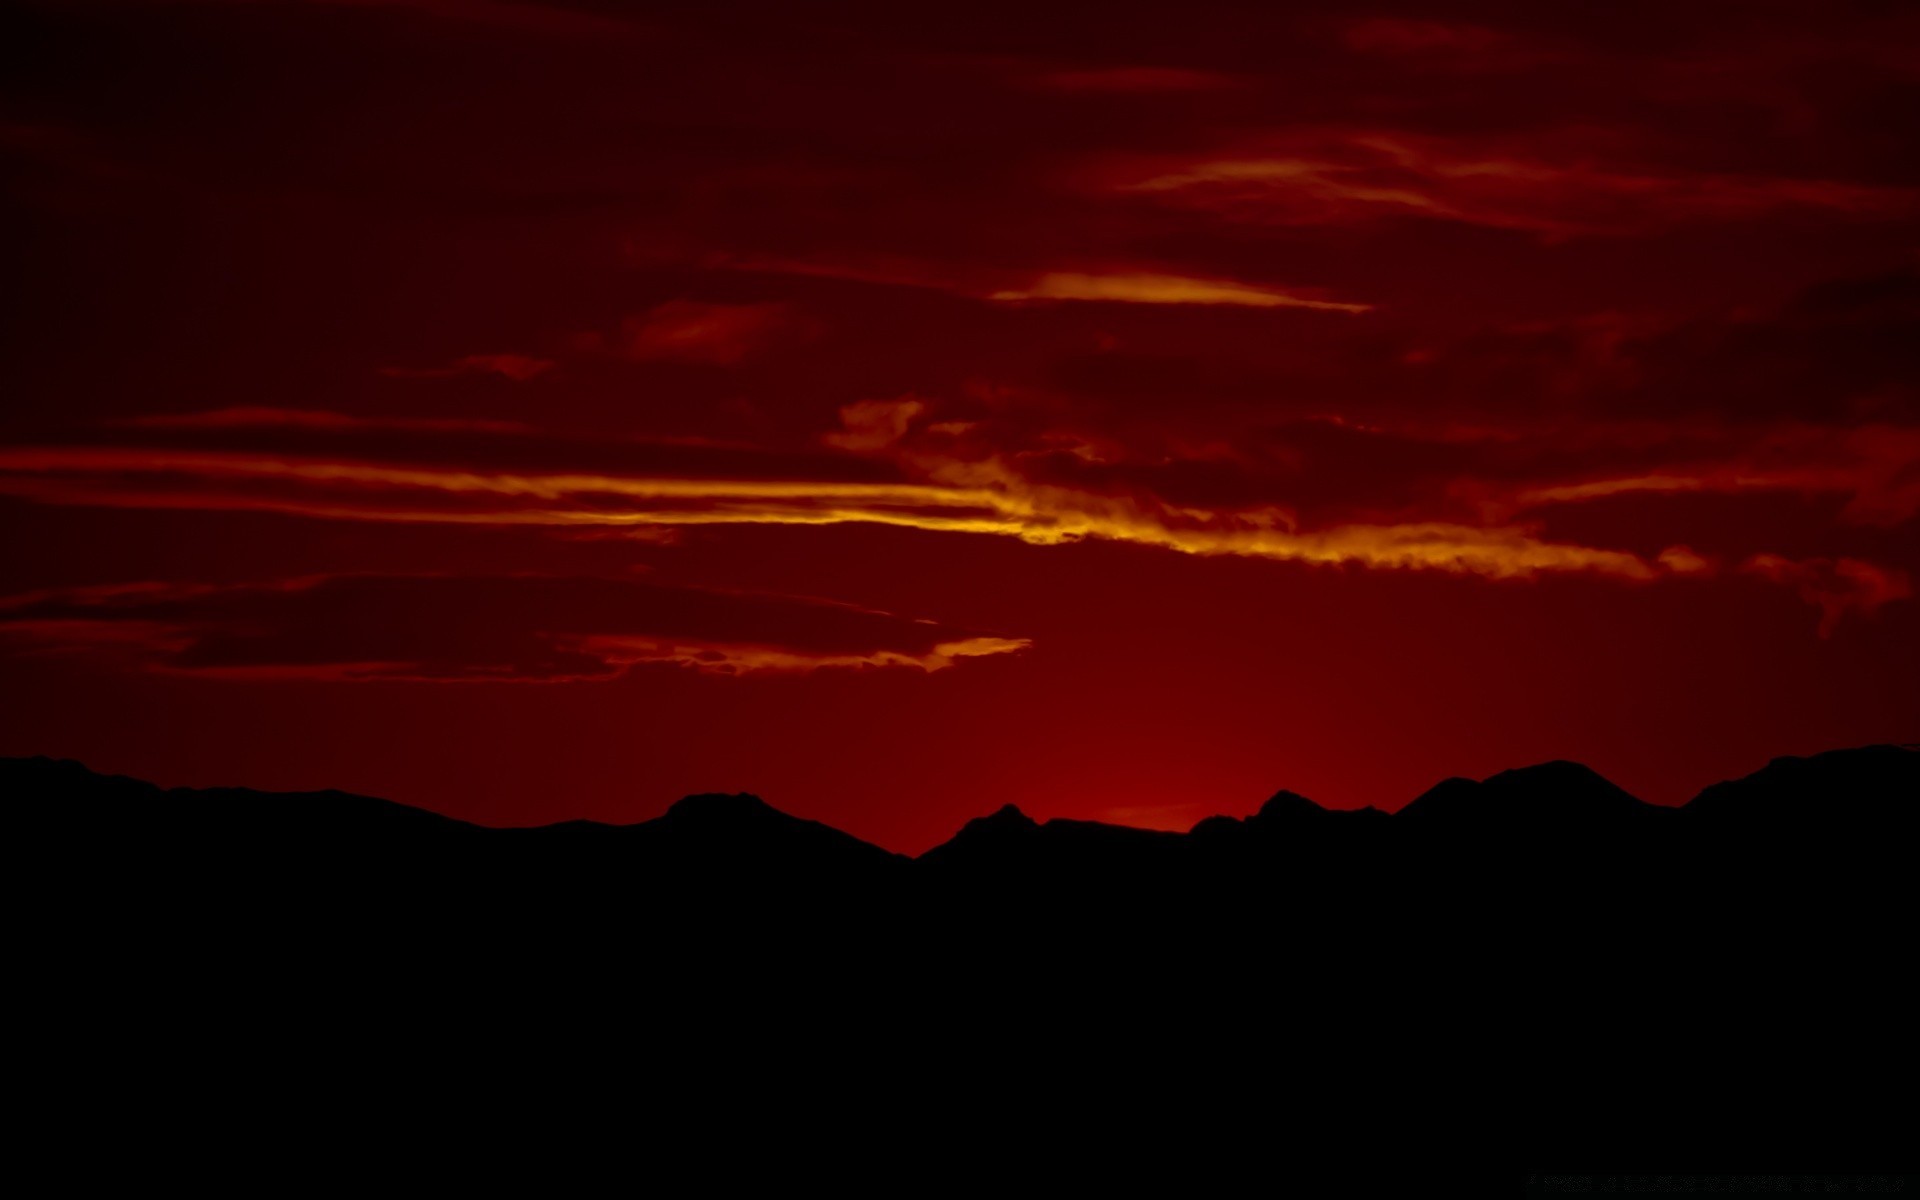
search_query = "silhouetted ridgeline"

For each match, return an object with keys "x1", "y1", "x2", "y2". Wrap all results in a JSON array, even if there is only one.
[
  {"x1": 6, "y1": 745, "x2": 1914, "y2": 1164},
  {"x1": 8, "y1": 744, "x2": 1916, "y2": 976},
  {"x1": 6, "y1": 746, "x2": 1916, "y2": 904}
]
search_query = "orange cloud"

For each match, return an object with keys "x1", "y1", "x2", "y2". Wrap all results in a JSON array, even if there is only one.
[
  {"x1": 706, "y1": 252, "x2": 1372, "y2": 315},
  {"x1": 0, "y1": 442, "x2": 1660, "y2": 582},
  {"x1": 1493, "y1": 426, "x2": 1920, "y2": 526},
  {"x1": 1108, "y1": 131, "x2": 1918, "y2": 237},
  {"x1": 990, "y1": 272, "x2": 1373, "y2": 312},
  {"x1": 1656, "y1": 546, "x2": 1713, "y2": 575},
  {"x1": 576, "y1": 634, "x2": 1031, "y2": 677},
  {"x1": 824, "y1": 397, "x2": 930, "y2": 452},
  {"x1": 5, "y1": 408, "x2": 1911, "y2": 631}
]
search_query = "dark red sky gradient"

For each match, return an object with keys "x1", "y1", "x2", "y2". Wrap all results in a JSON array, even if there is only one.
[{"x1": 3, "y1": 0, "x2": 1916, "y2": 851}]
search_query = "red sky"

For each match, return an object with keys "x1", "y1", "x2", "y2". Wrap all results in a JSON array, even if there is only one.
[{"x1": 2, "y1": 0, "x2": 1916, "y2": 852}]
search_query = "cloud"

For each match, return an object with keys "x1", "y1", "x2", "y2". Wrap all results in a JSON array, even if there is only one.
[
  {"x1": 1656, "y1": 546, "x2": 1712, "y2": 575},
  {"x1": 1741, "y1": 555, "x2": 1912, "y2": 637},
  {"x1": 377, "y1": 354, "x2": 556, "y2": 382},
  {"x1": 1106, "y1": 131, "x2": 1918, "y2": 237},
  {"x1": 1, "y1": 381, "x2": 1911, "y2": 631},
  {"x1": 0, "y1": 444, "x2": 998, "y2": 531},
  {"x1": 707, "y1": 252, "x2": 1372, "y2": 315},
  {"x1": 0, "y1": 574, "x2": 1029, "y2": 681},
  {"x1": 1488, "y1": 425, "x2": 1920, "y2": 528},
  {"x1": 1033, "y1": 270, "x2": 1920, "y2": 438},
  {"x1": 1615, "y1": 270, "x2": 1920, "y2": 425},
  {"x1": 91, "y1": 415, "x2": 913, "y2": 488},
  {"x1": 0, "y1": 438, "x2": 1664, "y2": 582},
  {"x1": 619, "y1": 300, "x2": 809, "y2": 365},
  {"x1": 824, "y1": 397, "x2": 929, "y2": 452},
  {"x1": 989, "y1": 272, "x2": 1372, "y2": 312}
]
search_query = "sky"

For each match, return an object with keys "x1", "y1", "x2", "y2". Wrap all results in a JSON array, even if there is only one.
[{"x1": 1, "y1": 0, "x2": 1916, "y2": 852}]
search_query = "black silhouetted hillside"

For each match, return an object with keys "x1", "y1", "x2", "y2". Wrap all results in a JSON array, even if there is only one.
[
  {"x1": 4, "y1": 756, "x2": 911, "y2": 916},
  {"x1": 9, "y1": 745, "x2": 1915, "y2": 875},
  {"x1": 521, "y1": 790, "x2": 907, "y2": 882},
  {"x1": 1685, "y1": 743, "x2": 1919, "y2": 832},
  {"x1": 9, "y1": 744, "x2": 1913, "y2": 916},
  {"x1": 917, "y1": 803, "x2": 1185, "y2": 881},
  {"x1": 7, "y1": 754, "x2": 476, "y2": 841},
  {"x1": 1396, "y1": 759, "x2": 1660, "y2": 833},
  {"x1": 6, "y1": 744, "x2": 1915, "y2": 1165}
]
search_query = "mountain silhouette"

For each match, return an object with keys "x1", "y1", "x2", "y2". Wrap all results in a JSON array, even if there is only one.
[
  {"x1": 1397, "y1": 759, "x2": 1655, "y2": 830},
  {"x1": 1684, "y1": 743, "x2": 1920, "y2": 834},
  {"x1": 918, "y1": 803, "x2": 1184, "y2": 881},
  {"x1": 6, "y1": 744, "x2": 1913, "y2": 1167},
  {"x1": 10, "y1": 744, "x2": 1912, "y2": 921},
  {"x1": 531, "y1": 790, "x2": 907, "y2": 877},
  {"x1": 9, "y1": 745, "x2": 1914, "y2": 875}
]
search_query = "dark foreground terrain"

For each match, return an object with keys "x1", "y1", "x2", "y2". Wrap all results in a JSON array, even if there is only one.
[{"x1": 6, "y1": 746, "x2": 1914, "y2": 1173}]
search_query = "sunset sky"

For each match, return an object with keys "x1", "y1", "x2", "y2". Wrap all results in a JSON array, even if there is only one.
[{"x1": 2, "y1": 0, "x2": 1915, "y2": 851}]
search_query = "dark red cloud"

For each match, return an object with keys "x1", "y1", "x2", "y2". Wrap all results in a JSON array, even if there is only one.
[
  {"x1": 1740, "y1": 555, "x2": 1912, "y2": 638},
  {"x1": 616, "y1": 300, "x2": 814, "y2": 365},
  {"x1": 0, "y1": 573, "x2": 1027, "y2": 681}
]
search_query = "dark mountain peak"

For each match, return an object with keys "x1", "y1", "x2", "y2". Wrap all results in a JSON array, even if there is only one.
[
  {"x1": 663, "y1": 792, "x2": 781, "y2": 823},
  {"x1": 918, "y1": 803, "x2": 1045, "y2": 867},
  {"x1": 1042, "y1": 816, "x2": 1182, "y2": 841},
  {"x1": 921, "y1": 805, "x2": 1182, "y2": 874},
  {"x1": 1686, "y1": 744, "x2": 1919, "y2": 829},
  {"x1": 1188, "y1": 814, "x2": 1242, "y2": 838},
  {"x1": 1398, "y1": 761, "x2": 1644, "y2": 828},
  {"x1": 645, "y1": 791, "x2": 904, "y2": 875},
  {"x1": 12, "y1": 755, "x2": 82, "y2": 774},
  {"x1": 1252, "y1": 790, "x2": 1327, "y2": 823},
  {"x1": 947, "y1": 803, "x2": 1038, "y2": 843},
  {"x1": 1483, "y1": 760, "x2": 1633, "y2": 797},
  {"x1": 1398, "y1": 776, "x2": 1480, "y2": 819},
  {"x1": 656, "y1": 790, "x2": 893, "y2": 848},
  {"x1": 1, "y1": 755, "x2": 467, "y2": 839},
  {"x1": 979, "y1": 803, "x2": 1038, "y2": 830},
  {"x1": 4, "y1": 755, "x2": 161, "y2": 799},
  {"x1": 11, "y1": 746, "x2": 1913, "y2": 885}
]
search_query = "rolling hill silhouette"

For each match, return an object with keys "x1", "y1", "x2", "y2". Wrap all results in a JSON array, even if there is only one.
[
  {"x1": 8, "y1": 744, "x2": 1912, "y2": 923},
  {"x1": 6, "y1": 744, "x2": 1913, "y2": 1166},
  {"x1": 1396, "y1": 759, "x2": 1657, "y2": 831},
  {"x1": 8, "y1": 744, "x2": 1914, "y2": 876}
]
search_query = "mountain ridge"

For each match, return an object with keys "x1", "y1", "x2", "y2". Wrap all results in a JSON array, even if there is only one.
[
  {"x1": 9, "y1": 742, "x2": 1912, "y2": 1167},
  {"x1": 5, "y1": 744, "x2": 1912, "y2": 862}
]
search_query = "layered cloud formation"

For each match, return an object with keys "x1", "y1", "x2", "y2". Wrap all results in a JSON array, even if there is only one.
[
  {"x1": 0, "y1": 573, "x2": 1026, "y2": 681},
  {"x1": 1, "y1": 263, "x2": 1911, "y2": 626}
]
